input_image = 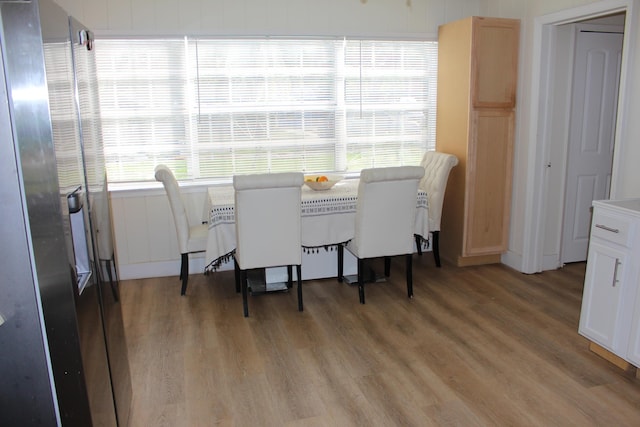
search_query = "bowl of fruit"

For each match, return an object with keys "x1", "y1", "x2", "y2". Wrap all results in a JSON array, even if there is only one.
[{"x1": 304, "y1": 174, "x2": 343, "y2": 191}]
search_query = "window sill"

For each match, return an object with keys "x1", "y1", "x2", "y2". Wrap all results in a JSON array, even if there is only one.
[{"x1": 108, "y1": 173, "x2": 361, "y2": 196}]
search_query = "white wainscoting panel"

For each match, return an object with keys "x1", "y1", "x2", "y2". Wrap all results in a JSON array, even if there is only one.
[{"x1": 109, "y1": 184, "x2": 428, "y2": 280}]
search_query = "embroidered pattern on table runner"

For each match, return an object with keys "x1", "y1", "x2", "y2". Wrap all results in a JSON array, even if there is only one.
[{"x1": 209, "y1": 181, "x2": 427, "y2": 226}]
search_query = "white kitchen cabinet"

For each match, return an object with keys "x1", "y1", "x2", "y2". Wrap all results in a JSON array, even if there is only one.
[
  {"x1": 579, "y1": 199, "x2": 640, "y2": 368},
  {"x1": 580, "y1": 241, "x2": 629, "y2": 350},
  {"x1": 629, "y1": 285, "x2": 640, "y2": 366}
]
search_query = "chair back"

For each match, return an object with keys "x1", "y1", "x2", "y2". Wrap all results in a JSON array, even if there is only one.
[
  {"x1": 352, "y1": 166, "x2": 425, "y2": 259},
  {"x1": 419, "y1": 151, "x2": 459, "y2": 232},
  {"x1": 234, "y1": 172, "x2": 304, "y2": 270},
  {"x1": 154, "y1": 165, "x2": 190, "y2": 254}
]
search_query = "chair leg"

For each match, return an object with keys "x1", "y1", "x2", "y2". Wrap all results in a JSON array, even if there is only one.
[
  {"x1": 415, "y1": 234, "x2": 423, "y2": 256},
  {"x1": 241, "y1": 269, "x2": 249, "y2": 317},
  {"x1": 180, "y1": 253, "x2": 189, "y2": 295},
  {"x1": 296, "y1": 265, "x2": 303, "y2": 312},
  {"x1": 406, "y1": 253, "x2": 413, "y2": 298},
  {"x1": 384, "y1": 256, "x2": 391, "y2": 277},
  {"x1": 432, "y1": 231, "x2": 441, "y2": 267},
  {"x1": 358, "y1": 258, "x2": 365, "y2": 304},
  {"x1": 287, "y1": 265, "x2": 293, "y2": 289},
  {"x1": 234, "y1": 258, "x2": 241, "y2": 293},
  {"x1": 337, "y1": 244, "x2": 344, "y2": 282}
]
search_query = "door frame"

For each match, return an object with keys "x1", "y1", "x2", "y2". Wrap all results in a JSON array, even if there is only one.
[{"x1": 521, "y1": 0, "x2": 635, "y2": 274}]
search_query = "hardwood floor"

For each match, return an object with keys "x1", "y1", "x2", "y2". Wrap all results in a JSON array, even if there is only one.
[{"x1": 120, "y1": 256, "x2": 640, "y2": 426}]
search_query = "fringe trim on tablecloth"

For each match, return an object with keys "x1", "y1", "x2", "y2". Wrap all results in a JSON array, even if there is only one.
[
  {"x1": 415, "y1": 234, "x2": 430, "y2": 251},
  {"x1": 204, "y1": 249, "x2": 235, "y2": 274},
  {"x1": 302, "y1": 240, "x2": 351, "y2": 254}
]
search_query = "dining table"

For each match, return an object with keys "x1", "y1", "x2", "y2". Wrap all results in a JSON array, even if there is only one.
[{"x1": 204, "y1": 178, "x2": 429, "y2": 273}]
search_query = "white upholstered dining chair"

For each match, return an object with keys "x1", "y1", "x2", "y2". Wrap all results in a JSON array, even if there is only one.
[
  {"x1": 154, "y1": 165, "x2": 208, "y2": 295},
  {"x1": 415, "y1": 151, "x2": 459, "y2": 267},
  {"x1": 338, "y1": 166, "x2": 425, "y2": 304},
  {"x1": 233, "y1": 172, "x2": 304, "y2": 317}
]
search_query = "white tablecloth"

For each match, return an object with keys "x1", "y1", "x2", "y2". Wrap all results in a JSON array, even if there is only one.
[{"x1": 204, "y1": 179, "x2": 429, "y2": 272}]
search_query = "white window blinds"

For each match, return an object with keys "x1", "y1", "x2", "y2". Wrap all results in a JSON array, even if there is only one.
[{"x1": 95, "y1": 37, "x2": 437, "y2": 183}]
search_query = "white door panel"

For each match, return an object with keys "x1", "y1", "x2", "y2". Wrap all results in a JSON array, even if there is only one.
[
  {"x1": 570, "y1": 175, "x2": 597, "y2": 244},
  {"x1": 561, "y1": 29, "x2": 622, "y2": 264}
]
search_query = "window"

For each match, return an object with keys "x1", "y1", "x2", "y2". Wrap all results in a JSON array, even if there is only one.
[{"x1": 95, "y1": 37, "x2": 437, "y2": 182}]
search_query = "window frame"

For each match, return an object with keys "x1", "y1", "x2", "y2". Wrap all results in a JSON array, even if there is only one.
[{"x1": 95, "y1": 36, "x2": 438, "y2": 184}]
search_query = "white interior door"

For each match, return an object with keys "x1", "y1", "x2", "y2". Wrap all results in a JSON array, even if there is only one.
[{"x1": 561, "y1": 27, "x2": 623, "y2": 264}]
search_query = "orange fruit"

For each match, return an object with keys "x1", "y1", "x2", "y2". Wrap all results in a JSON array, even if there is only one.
[{"x1": 317, "y1": 175, "x2": 328, "y2": 182}]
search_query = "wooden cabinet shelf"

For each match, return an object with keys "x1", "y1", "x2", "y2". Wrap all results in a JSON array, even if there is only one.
[{"x1": 436, "y1": 16, "x2": 520, "y2": 266}]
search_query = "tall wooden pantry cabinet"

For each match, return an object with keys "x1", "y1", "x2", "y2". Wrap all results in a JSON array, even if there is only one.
[{"x1": 435, "y1": 17, "x2": 520, "y2": 267}]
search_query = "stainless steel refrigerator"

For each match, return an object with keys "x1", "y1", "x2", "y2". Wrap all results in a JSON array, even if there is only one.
[{"x1": 0, "y1": 0, "x2": 131, "y2": 425}]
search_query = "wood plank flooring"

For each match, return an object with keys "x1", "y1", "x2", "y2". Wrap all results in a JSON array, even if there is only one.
[{"x1": 120, "y1": 256, "x2": 640, "y2": 426}]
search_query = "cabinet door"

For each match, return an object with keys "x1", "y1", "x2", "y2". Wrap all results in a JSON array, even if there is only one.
[
  {"x1": 471, "y1": 18, "x2": 520, "y2": 108},
  {"x1": 464, "y1": 109, "x2": 514, "y2": 256},
  {"x1": 626, "y1": 287, "x2": 640, "y2": 366},
  {"x1": 578, "y1": 240, "x2": 628, "y2": 352}
]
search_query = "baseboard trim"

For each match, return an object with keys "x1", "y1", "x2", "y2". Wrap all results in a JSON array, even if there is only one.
[
  {"x1": 501, "y1": 250, "x2": 523, "y2": 272},
  {"x1": 118, "y1": 245, "x2": 426, "y2": 281},
  {"x1": 455, "y1": 253, "x2": 501, "y2": 267},
  {"x1": 118, "y1": 258, "x2": 232, "y2": 281}
]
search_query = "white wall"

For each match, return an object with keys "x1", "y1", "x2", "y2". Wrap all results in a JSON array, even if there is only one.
[
  {"x1": 480, "y1": 0, "x2": 640, "y2": 273},
  {"x1": 55, "y1": 0, "x2": 484, "y2": 38},
  {"x1": 55, "y1": 0, "x2": 640, "y2": 277}
]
